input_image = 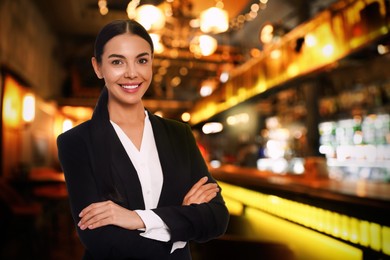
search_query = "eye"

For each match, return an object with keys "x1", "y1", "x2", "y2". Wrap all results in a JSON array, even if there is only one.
[
  {"x1": 111, "y1": 59, "x2": 123, "y2": 65},
  {"x1": 138, "y1": 58, "x2": 149, "y2": 64}
]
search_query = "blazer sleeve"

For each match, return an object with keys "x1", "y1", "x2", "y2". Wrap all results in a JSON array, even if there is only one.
[
  {"x1": 57, "y1": 125, "x2": 173, "y2": 259},
  {"x1": 152, "y1": 122, "x2": 230, "y2": 243}
]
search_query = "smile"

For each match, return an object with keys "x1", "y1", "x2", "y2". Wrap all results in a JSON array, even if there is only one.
[{"x1": 120, "y1": 83, "x2": 141, "y2": 90}]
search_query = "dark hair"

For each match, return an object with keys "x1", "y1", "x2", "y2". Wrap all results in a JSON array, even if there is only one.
[{"x1": 94, "y1": 19, "x2": 154, "y2": 63}]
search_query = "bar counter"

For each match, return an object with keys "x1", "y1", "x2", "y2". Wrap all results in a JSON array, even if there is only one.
[{"x1": 211, "y1": 164, "x2": 390, "y2": 259}]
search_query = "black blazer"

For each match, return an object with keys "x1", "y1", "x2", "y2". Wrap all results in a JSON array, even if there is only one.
[{"x1": 57, "y1": 88, "x2": 229, "y2": 260}]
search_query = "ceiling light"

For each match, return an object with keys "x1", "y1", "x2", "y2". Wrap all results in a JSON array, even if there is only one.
[
  {"x1": 202, "y1": 122, "x2": 223, "y2": 134},
  {"x1": 260, "y1": 23, "x2": 287, "y2": 45},
  {"x1": 260, "y1": 23, "x2": 274, "y2": 44},
  {"x1": 305, "y1": 34, "x2": 317, "y2": 47},
  {"x1": 181, "y1": 112, "x2": 191, "y2": 122},
  {"x1": 377, "y1": 44, "x2": 389, "y2": 55},
  {"x1": 62, "y1": 119, "x2": 73, "y2": 133},
  {"x1": 134, "y1": 5, "x2": 165, "y2": 31},
  {"x1": 179, "y1": 67, "x2": 188, "y2": 76},
  {"x1": 200, "y1": 7, "x2": 229, "y2": 34},
  {"x1": 200, "y1": 79, "x2": 218, "y2": 97},
  {"x1": 22, "y1": 93, "x2": 35, "y2": 123},
  {"x1": 219, "y1": 71, "x2": 229, "y2": 83},
  {"x1": 190, "y1": 35, "x2": 218, "y2": 56},
  {"x1": 200, "y1": 85, "x2": 213, "y2": 97},
  {"x1": 98, "y1": 0, "x2": 108, "y2": 15},
  {"x1": 150, "y1": 33, "x2": 164, "y2": 54},
  {"x1": 322, "y1": 44, "x2": 334, "y2": 57},
  {"x1": 270, "y1": 49, "x2": 281, "y2": 59},
  {"x1": 126, "y1": 0, "x2": 140, "y2": 19},
  {"x1": 170, "y1": 76, "x2": 181, "y2": 87}
]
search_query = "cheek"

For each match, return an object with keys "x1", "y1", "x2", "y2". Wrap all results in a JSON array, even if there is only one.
[
  {"x1": 142, "y1": 66, "x2": 153, "y2": 80},
  {"x1": 102, "y1": 68, "x2": 124, "y2": 83},
  {"x1": 147, "y1": 71, "x2": 153, "y2": 81}
]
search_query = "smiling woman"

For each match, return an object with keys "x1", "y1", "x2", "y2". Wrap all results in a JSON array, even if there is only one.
[
  {"x1": 56, "y1": 19, "x2": 229, "y2": 260},
  {"x1": 91, "y1": 33, "x2": 153, "y2": 114}
]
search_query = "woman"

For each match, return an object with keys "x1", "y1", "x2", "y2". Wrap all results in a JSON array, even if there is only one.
[{"x1": 57, "y1": 19, "x2": 229, "y2": 259}]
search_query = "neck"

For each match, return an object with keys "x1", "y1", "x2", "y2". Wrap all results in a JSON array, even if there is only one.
[{"x1": 108, "y1": 101, "x2": 145, "y2": 125}]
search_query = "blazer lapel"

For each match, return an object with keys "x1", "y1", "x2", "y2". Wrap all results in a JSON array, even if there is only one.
[
  {"x1": 89, "y1": 88, "x2": 112, "y2": 200},
  {"x1": 148, "y1": 112, "x2": 181, "y2": 207},
  {"x1": 108, "y1": 126, "x2": 145, "y2": 210}
]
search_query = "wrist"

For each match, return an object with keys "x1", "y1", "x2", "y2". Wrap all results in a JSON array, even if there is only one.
[{"x1": 131, "y1": 210, "x2": 145, "y2": 229}]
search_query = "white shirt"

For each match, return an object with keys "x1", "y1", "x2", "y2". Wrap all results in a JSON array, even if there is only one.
[{"x1": 110, "y1": 111, "x2": 186, "y2": 253}]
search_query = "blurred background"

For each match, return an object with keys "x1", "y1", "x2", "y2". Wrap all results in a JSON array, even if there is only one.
[{"x1": 1, "y1": 0, "x2": 389, "y2": 259}]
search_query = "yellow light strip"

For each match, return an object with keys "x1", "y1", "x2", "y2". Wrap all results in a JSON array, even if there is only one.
[
  {"x1": 219, "y1": 181, "x2": 390, "y2": 256},
  {"x1": 245, "y1": 207, "x2": 362, "y2": 259}
]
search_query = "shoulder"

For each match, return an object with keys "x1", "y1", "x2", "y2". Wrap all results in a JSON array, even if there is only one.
[{"x1": 57, "y1": 120, "x2": 91, "y2": 146}]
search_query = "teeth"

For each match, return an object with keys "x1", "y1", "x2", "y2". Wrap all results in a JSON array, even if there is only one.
[{"x1": 121, "y1": 84, "x2": 139, "y2": 89}]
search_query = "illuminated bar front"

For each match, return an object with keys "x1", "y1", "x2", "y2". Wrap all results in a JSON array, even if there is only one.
[{"x1": 212, "y1": 166, "x2": 390, "y2": 259}]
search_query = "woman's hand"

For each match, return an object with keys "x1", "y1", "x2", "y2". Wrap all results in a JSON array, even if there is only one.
[
  {"x1": 182, "y1": 176, "x2": 219, "y2": 206},
  {"x1": 78, "y1": 200, "x2": 144, "y2": 230}
]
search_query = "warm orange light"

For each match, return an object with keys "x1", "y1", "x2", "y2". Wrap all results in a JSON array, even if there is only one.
[
  {"x1": 60, "y1": 106, "x2": 93, "y2": 122},
  {"x1": 134, "y1": 5, "x2": 165, "y2": 31},
  {"x1": 154, "y1": 111, "x2": 163, "y2": 118},
  {"x1": 305, "y1": 34, "x2": 317, "y2": 47},
  {"x1": 200, "y1": 7, "x2": 229, "y2": 34},
  {"x1": 270, "y1": 49, "x2": 281, "y2": 59},
  {"x1": 150, "y1": 33, "x2": 164, "y2": 54},
  {"x1": 181, "y1": 112, "x2": 191, "y2": 122},
  {"x1": 190, "y1": 35, "x2": 218, "y2": 56},
  {"x1": 3, "y1": 76, "x2": 22, "y2": 128},
  {"x1": 62, "y1": 119, "x2": 73, "y2": 133},
  {"x1": 260, "y1": 24, "x2": 274, "y2": 44},
  {"x1": 202, "y1": 122, "x2": 223, "y2": 134},
  {"x1": 98, "y1": 0, "x2": 108, "y2": 15},
  {"x1": 22, "y1": 93, "x2": 35, "y2": 123},
  {"x1": 322, "y1": 44, "x2": 334, "y2": 57},
  {"x1": 200, "y1": 79, "x2": 217, "y2": 97}
]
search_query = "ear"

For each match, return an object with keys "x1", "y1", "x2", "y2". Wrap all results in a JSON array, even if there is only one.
[{"x1": 91, "y1": 57, "x2": 103, "y2": 79}]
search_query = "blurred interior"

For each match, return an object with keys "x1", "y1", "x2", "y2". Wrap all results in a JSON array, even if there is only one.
[{"x1": 1, "y1": 0, "x2": 390, "y2": 259}]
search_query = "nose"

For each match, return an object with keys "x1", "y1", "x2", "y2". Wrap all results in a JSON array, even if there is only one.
[{"x1": 125, "y1": 64, "x2": 137, "y2": 78}]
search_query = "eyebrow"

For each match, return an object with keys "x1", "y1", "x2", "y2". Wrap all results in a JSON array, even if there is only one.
[{"x1": 108, "y1": 52, "x2": 150, "y2": 59}]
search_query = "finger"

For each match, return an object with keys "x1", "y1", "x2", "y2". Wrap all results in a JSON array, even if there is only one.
[
  {"x1": 85, "y1": 212, "x2": 112, "y2": 229},
  {"x1": 79, "y1": 210, "x2": 108, "y2": 230},
  {"x1": 78, "y1": 201, "x2": 113, "y2": 229},
  {"x1": 203, "y1": 190, "x2": 218, "y2": 202},
  {"x1": 195, "y1": 186, "x2": 219, "y2": 202},
  {"x1": 187, "y1": 183, "x2": 218, "y2": 200},
  {"x1": 185, "y1": 185, "x2": 219, "y2": 205},
  {"x1": 79, "y1": 200, "x2": 109, "y2": 217},
  {"x1": 87, "y1": 204, "x2": 140, "y2": 230},
  {"x1": 190, "y1": 183, "x2": 218, "y2": 199},
  {"x1": 80, "y1": 204, "x2": 117, "y2": 230},
  {"x1": 186, "y1": 176, "x2": 208, "y2": 197}
]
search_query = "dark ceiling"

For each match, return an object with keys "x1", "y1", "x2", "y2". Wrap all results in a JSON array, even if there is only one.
[{"x1": 33, "y1": 0, "x2": 338, "y2": 119}]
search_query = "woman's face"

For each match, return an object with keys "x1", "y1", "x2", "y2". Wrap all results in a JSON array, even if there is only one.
[{"x1": 92, "y1": 33, "x2": 153, "y2": 107}]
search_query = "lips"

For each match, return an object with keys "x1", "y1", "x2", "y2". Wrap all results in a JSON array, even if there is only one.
[{"x1": 120, "y1": 83, "x2": 141, "y2": 90}]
